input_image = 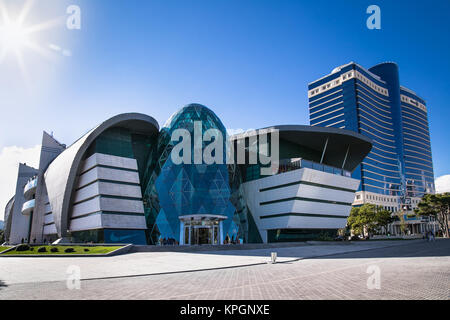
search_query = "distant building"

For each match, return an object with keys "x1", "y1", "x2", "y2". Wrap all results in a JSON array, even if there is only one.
[{"x1": 308, "y1": 62, "x2": 435, "y2": 235}]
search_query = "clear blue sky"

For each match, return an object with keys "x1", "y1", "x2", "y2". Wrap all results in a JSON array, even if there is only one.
[{"x1": 1, "y1": 0, "x2": 449, "y2": 180}]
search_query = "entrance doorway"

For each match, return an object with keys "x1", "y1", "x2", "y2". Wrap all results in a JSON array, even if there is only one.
[
  {"x1": 191, "y1": 227, "x2": 212, "y2": 245},
  {"x1": 180, "y1": 214, "x2": 226, "y2": 245}
]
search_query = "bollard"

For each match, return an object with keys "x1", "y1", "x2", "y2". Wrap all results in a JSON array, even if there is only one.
[{"x1": 271, "y1": 252, "x2": 277, "y2": 264}]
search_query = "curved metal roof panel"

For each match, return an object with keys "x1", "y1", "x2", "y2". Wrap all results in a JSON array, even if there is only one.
[{"x1": 44, "y1": 113, "x2": 159, "y2": 238}]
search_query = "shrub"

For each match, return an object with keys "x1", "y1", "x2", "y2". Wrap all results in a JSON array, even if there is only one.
[
  {"x1": 30, "y1": 247, "x2": 35, "y2": 251},
  {"x1": 37, "y1": 247, "x2": 47, "y2": 253},
  {"x1": 64, "y1": 247, "x2": 75, "y2": 253},
  {"x1": 84, "y1": 248, "x2": 89, "y2": 252},
  {"x1": 15, "y1": 244, "x2": 31, "y2": 251},
  {"x1": 316, "y1": 232, "x2": 334, "y2": 241},
  {"x1": 50, "y1": 247, "x2": 59, "y2": 252}
]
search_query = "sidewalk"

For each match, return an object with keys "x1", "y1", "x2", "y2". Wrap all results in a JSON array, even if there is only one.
[{"x1": 0, "y1": 240, "x2": 422, "y2": 285}]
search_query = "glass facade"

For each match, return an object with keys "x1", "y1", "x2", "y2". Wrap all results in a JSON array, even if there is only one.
[
  {"x1": 71, "y1": 229, "x2": 147, "y2": 244},
  {"x1": 229, "y1": 162, "x2": 259, "y2": 243},
  {"x1": 71, "y1": 229, "x2": 104, "y2": 243},
  {"x1": 142, "y1": 104, "x2": 247, "y2": 245},
  {"x1": 85, "y1": 127, "x2": 157, "y2": 162},
  {"x1": 240, "y1": 135, "x2": 352, "y2": 183},
  {"x1": 104, "y1": 229, "x2": 147, "y2": 244},
  {"x1": 267, "y1": 228, "x2": 338, "y2": 242},
  {"x1": 400, "y1": 88, "x2": 435, "y2": 197},
  {"x1": 308, "y1": 62, "x2": 434, "y2": 199}
]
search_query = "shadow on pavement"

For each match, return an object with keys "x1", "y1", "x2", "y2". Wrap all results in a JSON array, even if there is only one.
[
  {"x1": 0, "y1": 280, "x2": 8, "y2": 290},
  {"x1": 310, "y1": 239, "x2": 450, "y2": 260},
  {"x1": 179, "y1": 239, "x2": 450, "y2": 260}
]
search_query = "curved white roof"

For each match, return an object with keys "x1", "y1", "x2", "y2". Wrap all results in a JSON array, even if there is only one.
[{"x1": 44, "y1": 113, "x2": 159, "y2": 238}]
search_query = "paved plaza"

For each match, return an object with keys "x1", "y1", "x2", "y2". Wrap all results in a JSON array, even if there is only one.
[{"x1": 0, "y1": 239, "x2": 449, "y2": 300}]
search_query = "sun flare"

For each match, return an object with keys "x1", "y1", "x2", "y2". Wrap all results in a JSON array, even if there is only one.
[
  {"x1": 0, "y1": 20, "x2": 29, "y2": 52},
  {"x1": 0, "y1": 0, "x2": 64, "y2": 84}
]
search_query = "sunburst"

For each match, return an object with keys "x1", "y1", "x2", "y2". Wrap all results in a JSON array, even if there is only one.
[{"x1": 0, "y1": 0, "x2": 65, "y2": 84}]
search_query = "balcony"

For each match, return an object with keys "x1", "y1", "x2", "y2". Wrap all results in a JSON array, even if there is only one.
[
  {"x1": 24, "y1": 176, "x2": 38, "y2": 200},
  {"x1": 21, "y1": 199, "x2": 35, "y2": 215},
  {"x1": 277, "y1": 158, "x2": 352, "y2": 177},
  {"x1": 245, "y1": 158, "x2": 352, "y2": 182}
]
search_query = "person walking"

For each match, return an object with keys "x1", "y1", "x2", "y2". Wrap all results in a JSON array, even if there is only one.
[{"x1": 225, "y1": 233, "x2": 230, "y2": 244}]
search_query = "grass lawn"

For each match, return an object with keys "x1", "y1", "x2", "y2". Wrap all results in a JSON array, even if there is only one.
[
  {"x1": 0, "y1": 246, "x2": 12, "y2": 253},
  {"x1": 2, "y1": 245, "x2": 123, "y2": 255}
]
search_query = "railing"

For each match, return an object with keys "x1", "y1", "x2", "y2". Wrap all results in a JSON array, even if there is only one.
[
  {"x1": 277, "y1": 158, "x2": 351, "y2": 177},
  {"x1": 21, "y1": 199, "x2": 35, "y2": 215},
  {"x1": 23, "y1": 176, "x2": 38, "y2": 199}
]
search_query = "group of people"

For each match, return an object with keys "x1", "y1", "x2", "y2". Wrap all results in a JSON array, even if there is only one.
[
  {"x1": 224, "y1": 233, "x2": 240, "y2": 245},
  {"x1": 159, "y1": 237, "x2": 178, "y2": 246},
  {"x1": 157, "y1": 234, "x2": 240, "y2": 245}
]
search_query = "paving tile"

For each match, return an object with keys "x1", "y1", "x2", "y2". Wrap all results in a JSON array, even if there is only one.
[{"x1": 0, "y1": 240, "x2": 449, "y2": 300}]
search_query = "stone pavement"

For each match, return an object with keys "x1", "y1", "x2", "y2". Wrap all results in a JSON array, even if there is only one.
[
  {"x1": 1, "y1": 240, "x2": 417, "y2": 284},
  {"x1": 0, "y1": 239, "x2": 449, "y2": 299}
]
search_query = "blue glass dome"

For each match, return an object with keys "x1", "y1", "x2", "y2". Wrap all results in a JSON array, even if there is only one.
[{"x1": 142, "y1": 104, "x2": 241, "y2": 244}]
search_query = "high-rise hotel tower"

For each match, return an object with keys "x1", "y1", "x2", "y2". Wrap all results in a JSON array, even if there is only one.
[{"x1": 308, "y1": 62, "x2": 434, "y2": 212}]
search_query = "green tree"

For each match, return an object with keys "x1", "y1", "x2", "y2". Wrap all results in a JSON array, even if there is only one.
[
  {"x1": 347, "y1": 204, "x2": 378, "y2": 238},
  {"x1": 395, "y1": 211, "x2": 408, "y2": 235},
  {"x1": 347, "y1": 207, "x2": 363, "y2": 236},
  {"x1": 359, "y1": 203, "x2": 377, "y2": 237},
  {"x1": 374, "y1": 206, "x2": 394, "y2": 235},
  {"x1": 415, "y1": 193, "x2": 450, "y2": 238}
]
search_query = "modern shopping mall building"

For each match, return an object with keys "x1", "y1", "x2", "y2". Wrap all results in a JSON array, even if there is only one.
[{"x1": 4, "y1": 104, "x2": 372, "y2": 245}]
